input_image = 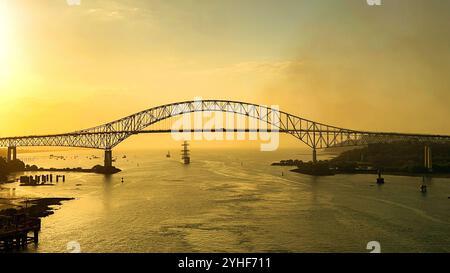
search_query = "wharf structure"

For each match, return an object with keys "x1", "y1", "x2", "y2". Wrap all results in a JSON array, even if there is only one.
[{"x1": 0, "y1": 213, "x2": 41, "y2": 251}]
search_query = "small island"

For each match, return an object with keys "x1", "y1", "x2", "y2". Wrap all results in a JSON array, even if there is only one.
[
  {"x1": 272, "y1": 142, "x2": 450, "y2": 177},
  {"x1": 0, "y1": 157, "x2": 121, "y2": 182}
]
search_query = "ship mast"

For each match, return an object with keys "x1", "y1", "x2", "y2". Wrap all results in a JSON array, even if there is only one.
[{"x1": 181, "y1": 141, "x2": 190, "y2": 164}]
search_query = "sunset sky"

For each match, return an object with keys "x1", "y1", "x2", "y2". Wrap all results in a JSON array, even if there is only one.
[{"x1": 1, "y1": 0, "x2": 449, "y2": 149}]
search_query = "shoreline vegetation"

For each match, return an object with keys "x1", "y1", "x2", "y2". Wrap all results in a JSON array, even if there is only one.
[{"x1": 272, "y1": 142, "x2": 450, "y2": 177}]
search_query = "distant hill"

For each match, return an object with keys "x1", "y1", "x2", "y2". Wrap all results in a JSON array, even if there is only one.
[
  {"x1": 323, "y1": 145, "x2": 363, "y2": 155},
  {"x1": 331, "y1": 142, "x2": 450, "y2": 173}
]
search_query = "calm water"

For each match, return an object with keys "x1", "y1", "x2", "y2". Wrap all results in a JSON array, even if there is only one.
[{"x1": 4, "y1": 148, "x2": 450, "y2": 253}]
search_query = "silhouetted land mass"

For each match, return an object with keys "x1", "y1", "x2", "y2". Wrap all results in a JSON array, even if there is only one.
[
  {"x1": 23, "y1": 164, "x2": 121, "y2": 174},
  {"x1": 0, "y1": 157, "x2": 121, "y2": 182},
  {"x1": 91, "y1": 165, "x2": 121, "y2": 174},
  {"x1": 0, "y1": 158, "x2": 26, "y2": 182},
  {"x1": 273, "y1": 142, "x2": 450, "y2": 176},
  {"x1": 292, "y1": 161, "x2": 335, "y2": 176},
  {"x1": 0, "y1": 198, "x2": 74, "y2": 218},
  {"x1": 333, "y1": 142, "x2": 450, "y2": 173}
]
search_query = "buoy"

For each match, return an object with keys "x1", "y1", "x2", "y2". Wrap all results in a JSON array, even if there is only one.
[{"x1": 376, "y1": 170, "x2": 384, "y2": 184}]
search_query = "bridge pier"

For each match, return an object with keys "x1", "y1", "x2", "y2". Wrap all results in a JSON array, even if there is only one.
[
  {"x1": 424, "y1": 145, "x2": 433, "y2": 172},
  {"x1": 104, "y1": 149, "x2": 113, "y2": 168},
  {"x1": 312, "y1": 148, "x2": 317, "y2": 163},
  {"x1": 7, "y1": 147, "x2": 16, "y2": 162}
]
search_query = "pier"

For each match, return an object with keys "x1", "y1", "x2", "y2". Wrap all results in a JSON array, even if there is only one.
[
  {"x1": 0, "y1": 214, "x2": 41, "y2": 252},
  {"x1": 19, "y1": 174, "x2": 66, "y2": 186}
]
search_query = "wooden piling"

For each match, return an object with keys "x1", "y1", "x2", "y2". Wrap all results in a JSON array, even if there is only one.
[{"x1": 0, "y1": 217, "x2": 41, "y2": 252}]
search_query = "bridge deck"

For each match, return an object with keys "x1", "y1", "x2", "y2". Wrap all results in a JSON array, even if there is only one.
[{"x1": 0, "y1": 100, "x2": 449, "y2": 150}]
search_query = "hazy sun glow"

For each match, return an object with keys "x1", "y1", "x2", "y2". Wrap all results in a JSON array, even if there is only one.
[
  {"x1": 0, "y1": 1, "x2": 449, "y2": 148},
  {"x1": 0, "y1": 1, "x2": 11, "y2": 81}
]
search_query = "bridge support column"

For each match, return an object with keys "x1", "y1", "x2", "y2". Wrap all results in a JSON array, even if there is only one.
[
  {"x1": 424, "y1": 145, "x2": 432, "y2": 172},
  {"x1": 7, "y1": 147, "x2": 16, "y2": 162},
  {"x1": 312, "y1": 148, "x2": 317, "y2": 163},
  {"x1": 104, "y1": 149, "x2": 113, "y2": 168}
]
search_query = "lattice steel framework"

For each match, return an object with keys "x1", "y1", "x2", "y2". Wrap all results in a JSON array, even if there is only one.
[{"x1": 1, "y1": 100, "x2": 450, "y2": 150}]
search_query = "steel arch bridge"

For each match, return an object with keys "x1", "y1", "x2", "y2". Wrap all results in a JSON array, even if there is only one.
[{"x1": 1, "y1": 99, "x2": 450, "y2": 165}]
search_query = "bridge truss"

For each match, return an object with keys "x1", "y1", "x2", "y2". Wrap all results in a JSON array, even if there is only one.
[{"x1": 1, "y1": 100, "x2": 450, "y2": 163}]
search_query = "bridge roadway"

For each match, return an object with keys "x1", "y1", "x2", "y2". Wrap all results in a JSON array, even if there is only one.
[{"x1": 1, "y1": 100, "x2": 449, "y2": 166}]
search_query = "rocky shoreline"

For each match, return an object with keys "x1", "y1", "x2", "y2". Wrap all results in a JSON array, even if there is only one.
[
  {"x1": 273, "y1": 159, "x2": 450, "y2": 177},
  {"x1": 1, "y1": 180, "x2": 73, "y2": 217},
  {"x1": 0, "y1": 196, "x2": 74, "y2": 218},
  {"x1": 288, "y1": 167, "x2": 450, "y2": 178}
]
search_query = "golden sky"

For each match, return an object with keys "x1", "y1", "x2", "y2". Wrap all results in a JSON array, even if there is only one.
[{"x1": 0, "y1": 0, "x2": 449, "y2": 149}]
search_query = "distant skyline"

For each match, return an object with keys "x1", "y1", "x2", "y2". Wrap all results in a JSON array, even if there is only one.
[{"x1": 1, "y1": 0, "x2": 449, "y2": 149}]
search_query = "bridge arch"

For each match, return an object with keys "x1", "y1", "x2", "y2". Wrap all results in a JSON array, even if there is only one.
[
  {"x1": 1, "y1": 99, "x2": 450, "y2": 165},
  {"x1": 71, "y1": 99, "x2": 348, "y2": 150}
]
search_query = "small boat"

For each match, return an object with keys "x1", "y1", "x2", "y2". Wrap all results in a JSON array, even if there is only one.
[
  {"x1": 420, "y1": 184, "x2": 427, "y2": 193},
  {"x1": 166, "y1": 151, "x2": 171, "y2": 158}
]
